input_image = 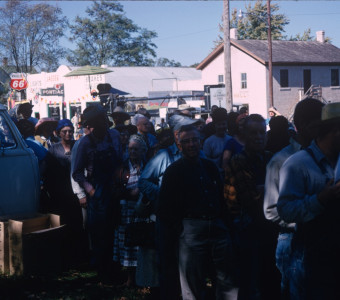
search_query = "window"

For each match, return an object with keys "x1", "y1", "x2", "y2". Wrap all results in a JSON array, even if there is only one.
[
  {"x1": 280, "y1": 69, "x2": 289, "y2": 88},
  {"x1": 331, "y1": 69, "x2": 339, "y2": 86},
  {"x1": 218, "y1": 74, "x2": 224, "y2": 84},
  {"x1": 0, "y1": 115, "x2": 16, "y2": 149},
  {"x1": 241, "y1": 73, "x2": 247, "y2": 89}
]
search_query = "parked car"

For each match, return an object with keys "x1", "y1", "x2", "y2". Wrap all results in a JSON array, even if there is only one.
[{"x1": 0, "y1": 104, "x2": 40, "y2": 216}]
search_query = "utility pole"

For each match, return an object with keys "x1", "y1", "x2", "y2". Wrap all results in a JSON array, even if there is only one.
[
  {"x1": 267, "y1": 0, "x2": 274, "y2": 108},
  {"x1": 223, "y1": 0, "x2": 233, "y2": 112}
]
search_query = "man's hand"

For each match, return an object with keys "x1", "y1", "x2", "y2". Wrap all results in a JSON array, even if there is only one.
[
  {"x1": 318, "y1": 179, "x2": 340, "y2": 206},
  {"x1": 89, "y1": 189, "x2": 95, "y2": 197},
  {"x1": 79, "y1": 197, "x2": 87, "y2": 208},
  {"x1": 129, "y1": 188, "x2": 139, "y2": 197}
]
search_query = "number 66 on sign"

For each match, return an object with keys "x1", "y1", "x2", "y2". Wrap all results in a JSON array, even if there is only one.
[{"x1": 10, "y1": 78, "x2": 28, "y2": 91}]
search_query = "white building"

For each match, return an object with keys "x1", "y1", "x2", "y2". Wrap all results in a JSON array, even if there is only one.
[
  {"x1": 197, "y1": 30, "x2": 340, "y2": 118},
  {"x1": 26, "y1": 66, "x2": 203, "y2": 120}
]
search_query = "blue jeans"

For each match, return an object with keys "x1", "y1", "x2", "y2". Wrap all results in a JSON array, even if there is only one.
[
  {"x1": 179, "y1": 218, "x2": 238, "y2": 300},
  {"x1": 276, "y1": 232, "x2": 305, "y2": 300}
]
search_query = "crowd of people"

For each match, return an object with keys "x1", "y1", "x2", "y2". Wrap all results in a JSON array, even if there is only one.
[{"x1": 8, "y1": 99, "x2": 340, "y2": 300}]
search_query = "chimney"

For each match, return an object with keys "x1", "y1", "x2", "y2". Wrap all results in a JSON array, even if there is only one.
[
  {"x1": 230, "y1": 28, "x2": 238, "y2": 40},
  {"x1": 316, "y1": 31, "x2": 325, "y2": 43},
  {"x1": 2, "y1": 57, "x2": 8, "y2": 66}
]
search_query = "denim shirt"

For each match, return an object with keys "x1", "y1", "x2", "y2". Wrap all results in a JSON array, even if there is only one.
[
  {"x1": 138, "y1": 143, "x2": 182, "y2": 204},
  {"x1": 72, "y1": 128, "x2": 122, "y2": 194},
  {"x1": 277, "y1": 140, "x2": 334, "y2": 224},
  {"x1": 264, "y1": 138, "x2": 301, "y2": 228}
]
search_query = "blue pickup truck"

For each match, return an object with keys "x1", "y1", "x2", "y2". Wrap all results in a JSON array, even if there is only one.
[{"x1": 0, "y1": 104, "x2": 40, "y2": 216}]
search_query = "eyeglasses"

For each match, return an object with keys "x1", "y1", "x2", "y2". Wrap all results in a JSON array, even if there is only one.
[
  {"x1": 128, "y1": 147, "x2": 141, "y2": 151},
  {"x1": 180, "y1": 137, "x2": 200, "y2": 145},
  {"x1": 61, "y1": 130, "x2": 74, "y2": 134}
]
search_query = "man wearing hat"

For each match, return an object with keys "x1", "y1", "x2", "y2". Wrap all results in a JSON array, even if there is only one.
[
  {"x1": 72, "y1": 104, "x2": 122, "y2": 282},
  {"x1": 111, "y1": 106, "x2": 131, "y2": 127},
  {"x1": 277, "y1": 102, "x2": 340, "y2": 300}
]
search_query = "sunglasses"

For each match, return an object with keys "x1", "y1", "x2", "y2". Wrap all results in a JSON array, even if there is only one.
[{"x1": 61, "y1": 130, "x2": 74, "y2": 134}]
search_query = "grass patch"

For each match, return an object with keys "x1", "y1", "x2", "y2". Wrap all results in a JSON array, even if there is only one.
[{"x1": 0, "y1": 264, "x2": 149, "y2": 300}]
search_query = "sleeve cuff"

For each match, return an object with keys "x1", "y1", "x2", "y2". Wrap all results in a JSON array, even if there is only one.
[{"x1": 76, "y1": 192, "x2": 86, "y2": 200}]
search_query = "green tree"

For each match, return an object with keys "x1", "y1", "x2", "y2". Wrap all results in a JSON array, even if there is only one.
[
  {"x1": 231, "y1": 1, "x2": 289, "y2": 40},
  {"x1": 215, "y1": 0, "x2": 289, "y2": 46},
  {"x1": 68, "y1": 0, "x2": 157, "y2": 66},
  {"x1": 0, "y1": 0, "x2": 68, "y2": 73},
  {"x1": 289, "y1": 28, "x2": 314, "y2": 41},
  {"x1": 289, "y1": 28, "x2": 332, "y2": 43},
  {"x1": 154, "y1": 57, "x2": 182, "y2": 67}
]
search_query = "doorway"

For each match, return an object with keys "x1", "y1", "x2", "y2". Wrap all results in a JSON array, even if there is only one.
[{"x1": 303, "y1": 69, "x2": 311, "y2": 94}]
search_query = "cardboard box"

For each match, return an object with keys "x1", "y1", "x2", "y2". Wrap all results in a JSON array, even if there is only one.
[
  {"x1": 0, "y1": 221, "x2": 9, "y2": 273},
  {"x1": 8, "y1": 214, "x2": 65, "y2": 276}
]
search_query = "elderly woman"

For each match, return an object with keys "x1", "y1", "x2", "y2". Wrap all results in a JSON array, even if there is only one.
[
  {"x1": 113, "y1": 134, "x2": 147, "y2": 287},
  {"x1": 44, "y1": 119, "x2": 86, "y2": 268}
]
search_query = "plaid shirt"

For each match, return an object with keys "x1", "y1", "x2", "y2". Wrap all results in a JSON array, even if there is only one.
[{"x1": 224, "y1": 150, "x2": 272, "y2": 219}]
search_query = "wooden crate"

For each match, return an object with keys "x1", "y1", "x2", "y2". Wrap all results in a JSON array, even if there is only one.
[
  {"x1": 0, "y1": 221, "x2": 9, "y2": 273},
  {"x1": 8, "y1": 214, "x2": 65, "y2": 276}
]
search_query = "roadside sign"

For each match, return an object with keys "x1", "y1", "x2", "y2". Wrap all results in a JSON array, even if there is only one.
[
  {"x1": 10, "y1": 73, "x2": 28, "y2": 91},
  {"x1": 10, "y1": 78, "x2": 28, "y2": 90}
]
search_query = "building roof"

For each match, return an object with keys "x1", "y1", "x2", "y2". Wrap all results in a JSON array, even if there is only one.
[
  {"x1": 104, "y1": 66, "x2": 202, "y2": 97},
  {"x1": 0, "y1": 67, "x2": 10, "y2": 84},
  {"x1": 197, "y1": 40, "x2": 340, "y2": 70}
]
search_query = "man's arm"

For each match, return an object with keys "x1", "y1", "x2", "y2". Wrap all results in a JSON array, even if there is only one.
[
  {"x1": 264, "y1": 157, "x2": 283, "y2": 224},
  {"x1": 138, "y1": 150, "x2": 170, "y2": 203},
  {"x1": 277, "y1": 157, "x2": 325, "y2": 224},
  {"x1": 72, "y1": 137, "x2": 94, "y2": 196}
]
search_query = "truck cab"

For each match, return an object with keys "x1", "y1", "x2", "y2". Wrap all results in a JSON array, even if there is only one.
[{"x1": 0, "y1": 104, "x2": 40, "y2": 216}]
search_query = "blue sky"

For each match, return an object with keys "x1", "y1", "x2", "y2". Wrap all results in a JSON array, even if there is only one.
[{"x1": 49, "y1": 1, "x2": 340, "y2": 66}]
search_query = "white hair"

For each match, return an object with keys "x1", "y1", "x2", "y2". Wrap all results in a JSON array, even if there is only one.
[
  {"x1": 131, "y1": 114, "x2": 146, "y2": 126},
  {"x1": 129, "y1": 134, "x2": 147, "y2": 152}
]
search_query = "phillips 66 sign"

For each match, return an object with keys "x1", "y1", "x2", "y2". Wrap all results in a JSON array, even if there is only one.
[{"x1": 10, "y1": 73, "x2": 28, "y2": 91}]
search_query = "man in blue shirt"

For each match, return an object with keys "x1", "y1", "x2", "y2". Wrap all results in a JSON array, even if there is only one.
[
  {"x1": 264, "y1": 98, "x2": 324, "y2": 299},
  {"x1": 278, "y1": 102, "x2": 340, "y2": 300}
]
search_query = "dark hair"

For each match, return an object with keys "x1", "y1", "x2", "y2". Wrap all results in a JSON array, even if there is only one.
[
  {"x1": 269, "y1": 115, "x2": 289, "y2": 132},
  {"x1": 243, "y1": 114, "x2": 265, "y2": 129},
  {"x1": 211, "y1": 107, "x2": 228, "y2": 123},
  {"x1": 239, "y1": 106, "x2": 248, "y2": 114},
  {"x1": 227, "y1": 111, "x2": 240, "y2": 136},
  {"x1": 294, "y1": 98, "x2": 324, "y2": 132},
  {"x1": 16, "y1": 119, "x2": 35, "y2": 138}
]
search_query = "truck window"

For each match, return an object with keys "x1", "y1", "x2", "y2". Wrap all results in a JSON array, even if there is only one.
[{"x1": 0, "y1": 115, "x2": 16, "y2": 149}]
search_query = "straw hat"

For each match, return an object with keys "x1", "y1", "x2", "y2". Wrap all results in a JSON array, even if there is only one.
[{"x1": 110, "y1": 106, "x2": 130, "y2": 121}]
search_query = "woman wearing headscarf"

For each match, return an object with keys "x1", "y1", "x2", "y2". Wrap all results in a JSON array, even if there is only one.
[
  {"x1": 44, "y1": 119, "x2": 86, "y2": 269},
  {"x1": 113, "y1": 134, "x2": 147, "y2": 287}
]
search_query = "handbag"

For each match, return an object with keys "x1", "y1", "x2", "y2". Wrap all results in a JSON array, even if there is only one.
[{"x1": 124, "y1": 219, "x2": 156, "y2": 248}]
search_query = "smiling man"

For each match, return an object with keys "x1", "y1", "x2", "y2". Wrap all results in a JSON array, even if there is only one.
[{"x1": 157, "y1": 125, "x2": 237, "y2": 300}]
